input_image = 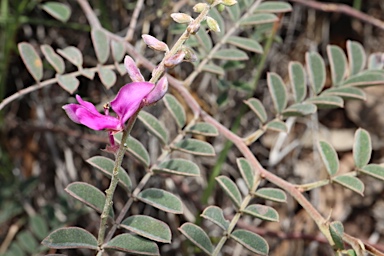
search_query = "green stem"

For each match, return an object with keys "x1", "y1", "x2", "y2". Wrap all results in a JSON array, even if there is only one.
[{"x1": 97, "y1": 111, "x2": 139, "y2": 247}]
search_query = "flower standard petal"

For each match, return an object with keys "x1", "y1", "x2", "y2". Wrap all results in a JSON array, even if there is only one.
[
  {"x1": 75, "y1": 107, "x2": 122, "y2": 131},
  {"x1": 110, "y1": 82, "x2": 155, "y2": 124}
]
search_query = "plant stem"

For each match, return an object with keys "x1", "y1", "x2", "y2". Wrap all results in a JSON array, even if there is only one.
[{"x1": 295, "y1": 179, "x2": 330, "y2": 192}]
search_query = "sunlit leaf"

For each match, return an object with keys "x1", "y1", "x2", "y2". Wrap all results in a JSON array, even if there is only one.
[
  {"x1": 179, "y1": 223, "x2": 213, "y2": 255},
  {"x1": 41, "y1": 2, "x2": 71, "y2": 22},
  {"x1": 56, "y1": 74, "x2": 79, "y2": 94},
  {"x1": 91, "y1": 28, "x2": 110, "y2": 64},
  {"x1": 111, "y1": 40, "x2": 125, "y2": 62},
  {"x1": 187, "y1": 122, "x2": 219, "y2": 137},
  {"x1": 121, "y1": 215, "x2": 171, "y2": 243},
  {"x1": 243, "y1": 204, "x2": 279, "y2": 222},
  {"x1": 237, "y1": 158, "x2": 255, "y2": 190},
  {"x1": 227, "y1": 36, "x2": 263, "y2": 54},
  {"x1": 321, "y1": 87, "x2": 366, "y2": 101},
  {"x1": 137, "y1": 188, "x2": 183, "y2": 214},
  {"x1": 200, "y1": 206, "x2": 229, "y2": 230},
  {"x1": 230, "y1": 229, "x2": 269, "y2": 255},
  {"x1": 65, "y1": 182, "x2": 113, "y2": 218},
  {"x1": 114, "y1": 133, "x2": 150, "y2": 167},
  {"x1": 265, "y1": 119, "x2": 287, "y2": 133},
  {"x1": 327, "y1": 45, "x2": 347, "y2": 86},
  {"x1": 329, "y1": 221, "x2": 344, "y2": 250},
  {"x1": 332, "y1": 175, "x2": 364, "y2": 196},
  {"x1": 359, "y1": 164, "x2": 384, "y2": 182},
  {"x1": 267, "y1": 72, "x2": 287, "y2": 113},
  {"x1": 240, "y1": 13, "x2": 278, "y2": 26},
  {"x1": 80, "y1": 68, "x2": 95, "y2": 80},
  {"x1": 98, "y1": 66, "x2": 116, "y2": 89},
  {"x1": 41, "y1": 44, "x2": 65, "y2": 74},
  {"x1": 138, "y1": 111, "x2": 168, "y2": 144},
  {"x1": 164, "y1": 94, "x2": 186, "y2": 128},
  {"x1": 306, "y1": 95, "x2": 344, "y2": 109},
  {"x1": 282, "y1": 103, "x2": 317, "y2": 117},
  {"x1": 58, "y1": 46, "x2": 83, "y2": 67},
  {"x1": 244, "y1": 98, "x2": 267, "y2": 124},
  {"x1": 342, "y1": 70, "x2": 384, "y2": 87},
  {"x1": 347, "y1": 40, "x2": 366, "y2": 76},
  {"x1": 306, "y1": 52, "x2": 326, "y2": 94},
  {"x1": 172, "y1": 139, "x2": 215, "y2": 157},
  {"x1": 289, "y1": 61, "x2": 306, "y2": 103},
  {"x1": 18, "y1": 42, "x2": 43, "y2": 82},
  {"x1": 153, "y1": 158, "x2": 200, "y2": 176},
  {"x1": 42, "y1": 227, "x2": 98, "y2": 250},
  {"x1": 86, "y1": 156, "x2": 131, "y2": 191},
  {"x1": 105, "y1": 234, "x2": 159, "y2": 255},
  {"x1": 255, "y1": 1, "x2": 292, "y2": 13},
  {"x1": 318, "y1": 141, "x2": 339, "y2": 176},
  {"x1": 254, "y1": 188, "x2": 287, "y2": 203},
  {"x1": 216, "y1": 176, "x2": 242, "y2": 208},
  {"x1": 353, "y1": 128, "x2": 371, "y2": 168},
  {"x1": 212, "y1": 49, "x2": 248, "y2": 61}
]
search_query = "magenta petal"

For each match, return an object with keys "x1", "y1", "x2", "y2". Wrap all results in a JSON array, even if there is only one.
[
  {"x1": 144, "y1": 77, "x2": 168, "y2": 105},
  {"x1": 63, "y1": 104, "x2": 82, "y2": 123},
  {"x1": 75, "y1": 107, "x2": 122, "y2": 131},
  {"x1": 75, "y1": 95, "x2": 99, "y2": 113},
  {"x1": 124, "y1": 56, "x2": 145, "y2": 82},
  {"x1": 110, "y1": 82, "x2": 155, "y2": 124}
]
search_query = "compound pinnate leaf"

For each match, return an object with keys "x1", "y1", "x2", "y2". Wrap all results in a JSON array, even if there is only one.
[
  {"x1": 267, "y1": 72, "x2": 287, "y2": 113},
  {"x1": 111, "y1": 40, "x2": 125, "y2": 62},
  {"x1": 41, "y1": 44, "x2": 65, "y2": 74},
  {"x1": 289, "y1": 61, "x2": 307, "y2": 103},
  {"x1": 138, "y1": 111, "x2": 168, "y2": 144},
  {"x1": 227, "y1": 36, "x2": 263, "y2": 54},
  {"x1": 98, "y1": 66, "x2": 116, "y2": 89},
  {"x1": 91, "y1": 28, "x2": 110, "y2": 64},
  {"x1": 266, "y1": 119, "x2": 287, "y2": 133},
  {"x1": 332, "y1": 175, "x2": 364, "y2": 196},
  {"x1": 200, "y1": 206, "x2": 229, "y2": 230},
  {"x1": 137, "y1": 188, "x2": 183, "y2": 214},
  {"x1": 255, "y1": 1, "x2": 292, "y2": 13},
  {"x1": 240, "y1": 13, "x2": 278, "y2": 26},
  {"x1": 342, "y1": 70, "x2": 384, "y2": 87},
  {"x1": 163, "y1": 94, "x2": 186, "y2": 128},
  {"x1": 42, "y1": 227, "x2": 98, "y2": 250},
  {"x1": 187, "y1": 122, "x2": 218, "y2": 137},
  {"x1": 65, "y1": 182, "x2": 113, "y2": 218},
  {"x1": 243, "y1": 204, "x2": 279, "y2": 222},
  {"x1": 321, "y1": 87, "x2": 366, "y2": 101},
  {"x1": 237, "y1": 158, "x2": 255, "y2": 190},
  {"x1": 121, "y1": 215, "x2": 171, "y2": 243},
  {"x1": 56, "y1": 74, "x2": 79, "y2": 94},
  {"x1": 359, "y1": 164, "x2": 384, "y2": 182},
  {"x1": 347, "y1": 40, "x2": 366, "y2": 76},
  {"x1": 86, "y1": 156, "x2": 131, "y2": 191},
  {"x1": 327, "y1": 45, "x2": 347, "y2": 87},
  {"x1": 216, "y1": 176, "x2": 242, "y2": 208},
  {"x1": 212, "y1": 49, "x2": 248, "y2": 61},
  {"x1": 58, "y1": 46, "x2": 83, "y2": 67},
  {"x1": 202, "y1": 64, "x2": 225, "y2": 76},
  {"x1": 172, "y1": 139, "x2": 215, "y2": 157},
  {"x1": 254, "y1": 188, "x2": 287, "y2": 203},
  {"x1": 104, "y1": 234, "x2": 159, "y2": 255},
  {"x1": 329, "y1": 221, "x2": 344, "y2": 250},
  {"x1": 353, "y1": 128, "x2": 372, "y2": 168},
  {"x1": 318, "y1": 141, "x2": 339, "y2": 176},
  {"x1": 282, "y1": 103, "x2": 317, "y2": 117},
  {"x1": 18, "y1": 42, "x2": 43, "y2": 82},
  {"x1": 305, "y1": 95, "x2": 344, "y2": 109},
  {"x1": 230, "y1": 229, "x2": 269, "y2": 255},
  {"x1": 41, "y1": 2, "x2": 71, "y2": 22},
  {"x1": 114, "y1": 133, "x2": 150, "y2": 167},
  {"x1": 244, "y1": 98, "x2": 267, "y2": 124},
  {"x1": 306, "y1": 52, "x2": 326, "y2": 94},
  {"x1": 153, "y1": 158, "x2": 200, "y2": 177},
  {"x1": 179, "y1": 223, "x2": 213, "y2": 255}
]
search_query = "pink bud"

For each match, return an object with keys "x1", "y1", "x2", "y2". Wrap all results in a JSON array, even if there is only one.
[
  {"x1": 145, "y1": 77, "x2": 168, "y2": 105},
  {"x1": 124, "y1": 56, "x2": 145, "y2": 82},
  {"x1": 142, "y1": 34, "x2": 169, "y2": 52},
  {"x1": 164, "y1": 50, "x2": 186, "y2": 68}
]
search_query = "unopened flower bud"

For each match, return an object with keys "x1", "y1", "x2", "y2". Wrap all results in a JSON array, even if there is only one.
[
  {"x1": 124, "y1": 56, "x2": 145, "y2": 82},
  {"x1": 182, "y1": 46, "x2": 197, "y2": 62},
  {"x1": 145, "y1": 77, "x2": 168, "y2": 105},
  {"x1": 193, "y1": 3, "x2": 207, "y2": 13},
  {"x1": 222, "y1": 0, "x2": 237, "y2": 6},
  {"x1": 206, "y1": 17, "x2": 220, "y2": 32},
  {"x1": 217, "y1": 3, "x2": 225, "y2": 12},
  {"x1": 171, "y1": 13, "x2": 194, "y2": 24},
  {"x1": 164, "y1": 50, "x2": 186, "y2": 68},
  {"x1": 142, "y1": 34, "x2": 169, "y2": 52}
]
